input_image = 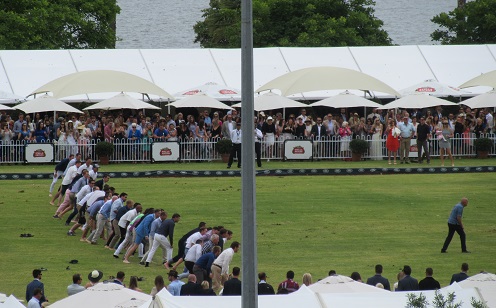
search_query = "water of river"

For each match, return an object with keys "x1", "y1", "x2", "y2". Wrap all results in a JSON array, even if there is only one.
[{"x1": 115, "y1": 0, "x2": 456, "y2": 49}]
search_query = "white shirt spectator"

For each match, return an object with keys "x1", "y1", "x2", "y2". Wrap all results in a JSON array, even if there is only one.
[
  {"x1": 185, "y1": 232, "x2": 203, "y2": 249},
  {"x1": 77, "y1": 164, "x2": 93, "y2": 174},
  {"x1": 213, "y1": 247, "x2": 235, "y2": 275},
  {"x1": 76, "y1": 184, "x2": 93, "y2": 204},
  {"x1": 118, "y1": 208, "x2": 138, "y2": 229},
  {"x1": 62, "y1": 165, "x2": 79, "y2": 185},
  {"x1": 184, "y1": 243, "x2": 202, "y2": 262}
]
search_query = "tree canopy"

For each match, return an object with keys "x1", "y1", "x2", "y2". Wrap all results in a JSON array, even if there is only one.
[
  {"x1": 0, "y1": 0, "x2": 120, "y2": 49},
  {"x1": 431, "y1": 0, "x2": 496, "y2": 44},
  {"x1": 194, "y1": 0, "x2": 392, "y2": 48}
]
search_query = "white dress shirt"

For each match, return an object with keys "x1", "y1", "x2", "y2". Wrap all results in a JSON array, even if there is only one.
[{"x1": 213, "y1": 247, "x2": 234, "y2": 275}]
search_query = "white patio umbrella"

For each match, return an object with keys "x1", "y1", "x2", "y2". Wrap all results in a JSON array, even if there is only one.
[
  {"x1": 232, "y1": 92, "x2": 307, "y2": 111},
  {"x1": 256, "y1": 66, "x2": 401, "y2": 97},
  {"x1": 400, "y1": 79, "x2": 471, "y2": 97},
  {"x1": 0, "y1": 103, "x2": 14, "y2": 110},
  {"x1": 174, "y1": 82, "x2": 241, "y2": 101},
  {"x1": 308, "y1": 275, "x2": 388, "y2": 293},
  {"x1": 459, "y1": 69, "x2": 496, "y2": 89},
  {"x1": 15, "y1": 95, "x2": 83, "y2": 114},
  {"x1": 458, "y1": 90, "x2": 496, "y2": 109},
  {"x1": 168, "y1": 93, "x2": 233, "y2": 109},
  {"x1": 83, "y1": 93, "x2": 160, "y2": 110},
  {"x1": 310, "y1": 91, "x2": 382, "y2": 108},
  {"x1": 0, "y1": 90, "x2": 24, "y2": 103},
  {"x1": 378, "y1": 93, "x2": 458, "y2": 109},
  {"x1": 456, "y1": 272, "x2": 496, "y2": 308},
  {"x1": 49, "y1": 283, "x2": 151, "y2": 308},
  {"x1": 29, "y1": 70, "x2": 174, "y2": 100}
]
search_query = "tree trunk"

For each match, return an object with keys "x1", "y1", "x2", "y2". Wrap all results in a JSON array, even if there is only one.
[{"x1": 458, "y1": 0, "x2": 466, "y2": 8}]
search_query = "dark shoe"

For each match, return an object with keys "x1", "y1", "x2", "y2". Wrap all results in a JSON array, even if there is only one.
[
  {"x1": 65, "y1": 222, "x2": 70, "y2": 226},
  {"x1": 52, "y1": 215, "x2": 60, "y2": 219},
  {"x1": 113, "y1": 254, "x2": 119, "y2": 259},
  {"x1": 67, "y1": 231, "x2": 76, "y2": 236},
  {"x1": 400, "y1": 161, "x2": 404, "y2": 164},
  {"x1": 139, "y1": 261, "x2": 145, "y2": 265},
  {"x1": 258, "y1": 164, "x2": 262, "y2": 168},
  {"x1": 418, "y1": 160, "x2": 423, "y2": 164},
  {"x1": 462, "y1": 250, "x2": 471, "y2": 253},
  {"x1": 441, "y1": 250, "x2": 447, "y2": 253},
  {"x1": 227, "y1": 165, "x2": 231, "y2": 169},
  {"x1": 237, "y1": 165, "x2": 241, "y2": 168},
  {"x1": 145, "y1": 262, "x2": 149, "y2": 267}
]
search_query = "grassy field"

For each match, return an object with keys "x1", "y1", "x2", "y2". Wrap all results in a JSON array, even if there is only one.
[{"x1": 0, "y1": 163, "x2": 495, "y2": 303}]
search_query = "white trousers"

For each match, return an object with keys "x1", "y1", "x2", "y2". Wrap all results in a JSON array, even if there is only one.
[{"x1": 145, "y1": 234, "x2": 173, "y2": 263}]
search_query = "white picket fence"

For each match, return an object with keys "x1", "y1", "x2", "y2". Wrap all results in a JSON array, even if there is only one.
[{"x1": 1, "y1": 134, "x2": 495, "y2": 164}]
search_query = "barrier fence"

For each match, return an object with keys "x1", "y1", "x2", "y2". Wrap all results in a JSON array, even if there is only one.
[{"x1": 1, "y1": 134, "x2": 495, "y2": 164}]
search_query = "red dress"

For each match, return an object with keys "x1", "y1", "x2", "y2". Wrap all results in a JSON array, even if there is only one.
[{"x1": 386, "y1": 128, "x2": 400, "y2": 152}]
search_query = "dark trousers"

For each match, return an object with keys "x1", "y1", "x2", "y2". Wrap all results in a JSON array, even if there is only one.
[
  {"x1": 118, "y1": 226, "x2": 127, "y2": 246},
  {"x1": 228, "y1": 143, "x2": 241, "y2": 167},
  {"x1": 417, "y1": 139, "x2": 430, "y2": 162},
  {"x1": 169, "y1": 240, "x2": 186, "y2": 264},
  {"x1": 255, "y1": 142, "x2": 261, "y2": 167},
  {"x1": 442, "y1": 223, "x2": 466, "y2": 252}
]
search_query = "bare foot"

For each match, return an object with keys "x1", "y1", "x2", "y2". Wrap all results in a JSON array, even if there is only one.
[{"x1": 164, "y1": 262, "x2": 170, "y2": 270}]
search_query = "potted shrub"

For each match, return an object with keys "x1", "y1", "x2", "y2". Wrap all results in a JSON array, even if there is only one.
[
  {"x1": 349, "y1": 138, "x2": 369, "y2": 161},
  {"x1": 216, "y1": 138, "x2": 232, "y2": 163},
  {"x1": 95, "y1": 141, "x2": 114, "y2": 164},
  {"x1": 473, "y1": 137, "x2": 493, "y2": 158}
]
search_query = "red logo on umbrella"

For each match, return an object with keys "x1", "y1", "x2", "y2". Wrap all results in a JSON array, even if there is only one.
[
  {"x1": 183, "y1": 90, "x2": 200, "y2": 95},
  {"x1": 219, "y1": 89, "x2": 238, "y2": 95},
  {"x1": 415, "y1": 87, "x2": 436, "y2": 93}
]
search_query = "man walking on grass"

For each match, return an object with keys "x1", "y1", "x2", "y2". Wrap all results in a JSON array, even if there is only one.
[{"x1": 441, "y1": 197, "x2": 470, "y2": 253}]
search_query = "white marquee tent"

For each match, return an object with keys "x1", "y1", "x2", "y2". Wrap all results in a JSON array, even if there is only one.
[{"x1": 1, "y1": 45, "x2": 495, "y2": 102}]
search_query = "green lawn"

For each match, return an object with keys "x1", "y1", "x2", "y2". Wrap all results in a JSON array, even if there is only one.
[{"x1": 0, "y1": 165, "x2": 495, "y2": 303}]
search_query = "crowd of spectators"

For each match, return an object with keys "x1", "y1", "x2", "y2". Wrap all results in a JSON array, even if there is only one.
[
  {"x1": 25, "y1": 261, "x2": 476, "y2": 304},
  {"x1": 1, "y1": 105, "x2": 493, "y2": 162}
]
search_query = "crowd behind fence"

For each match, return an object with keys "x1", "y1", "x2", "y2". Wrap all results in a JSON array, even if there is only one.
[{"x1": 1, "y1": 134, "x2": 495, "y2": 164}]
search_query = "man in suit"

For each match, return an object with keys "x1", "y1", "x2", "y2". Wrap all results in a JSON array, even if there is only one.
[
  {"x1": 257, "y1": 272, "x2": 275, "y2": 295},
  {"x1": 221, "y1": 113, "x2": 235, "y2": 140},
  {"x1": 26, "y1": 269, "x2": 47, "y2": 304},
  {"x1": 222, "y1": 266, "x2": 241, "y2": 296},
  {"x1": 450, "y1": 263, "x2": 469, "y2": 284},
  {"x1": 366, "y1": 264, "x2": 391, "y2": 291},
  {"x1": 397, "y1": 265, "x2": 419, "y2": 291},
  {"x1": 419, "y1": 268, "x2": 441, "y2": 290},
  {"x1": 180, "y1": 274, "x2": 202, "y2": 296},
  {"x1": 227, "y1": 122, "x2": 241, "y2": 169}
]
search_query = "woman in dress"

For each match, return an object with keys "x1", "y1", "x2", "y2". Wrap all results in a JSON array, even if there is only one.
[
  {"x1": 339, "y1": 121, "x2": 352, "y2": 158},
  {"x1": 437, "y1": 120, "x2": 454, "y2": 167},
  {"x1": 385, "y1": 119, "x2": 400, "y2": 165},
  {"x1": 262, "y1": 116, "x2": 277, "y2": 161},
  {"x1": 196, "y1": 120, "x2": 210, "y2": 159},
  {"x1": 66, "y1": 121, "x2": 78, "y2": 156},
  {"x1": 210, "y1": 118, "x2": 222, "y2": 139},
  {"x1": 282, "y1": 118, "x2": 295, "y2": 140},
  {"x1": 57, "y1": 121, "x2": 67, "y2": 158},
  {"x1": 141, "y1": 123, "x2": 153, "y2": 160},
  {"x1": 369, "y1": 118, "x2": 383, "y2": 160},
  {"x1": 34, "y1": 121, "x2": 49, "y2": 143}
]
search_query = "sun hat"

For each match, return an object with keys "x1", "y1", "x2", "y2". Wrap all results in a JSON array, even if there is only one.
[
  {"x1": 267, "y1": 116, "x2": 273, "y2": 121},
  {"x1": 88, "y1": 270, "x2": 103, "y2": 283},
  {"x1": 132, "y1": 123, "x2": 137, "y2": 127}
]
